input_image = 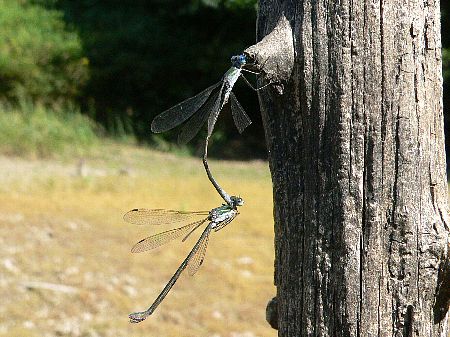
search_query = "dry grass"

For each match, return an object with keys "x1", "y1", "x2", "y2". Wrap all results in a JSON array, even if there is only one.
[{"x1": 0, "y1": 144, "x2": 276, "y2": 337}]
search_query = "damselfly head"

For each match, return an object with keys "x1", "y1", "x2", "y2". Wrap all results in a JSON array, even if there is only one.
[
  {"x1": 231, "y1": 195, "x2": 244, "y2": 207},
  {"x1": 231, "y1": 54, "x2": 246, "y2": 68}
]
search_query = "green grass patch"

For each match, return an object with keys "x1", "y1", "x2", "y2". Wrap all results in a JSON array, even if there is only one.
[{"x1": 0, "y1": 102, "x2": 100, "y2": 158}]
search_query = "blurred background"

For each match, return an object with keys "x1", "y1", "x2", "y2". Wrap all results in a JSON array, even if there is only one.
[
  {"x1": 0, "y1": 1, "x2": 277, "y2": 336},
  {"x1": 0, "y1": 0, "x2": 265, "y2": 159},
  {"x1": 0, "y1": 0, "x2": 448, "y2": 336}
]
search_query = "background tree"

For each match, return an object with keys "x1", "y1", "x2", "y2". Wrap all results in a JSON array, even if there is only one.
[
  {"x1": 246, "y1": 1, "x2": 449, "y2": 336},
  {"x1": 0, "y1": 0, "x2": 88, "y2": 105}
]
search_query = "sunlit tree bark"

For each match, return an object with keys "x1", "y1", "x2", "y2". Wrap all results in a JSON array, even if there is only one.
[{"x1": 245, "y1": 1, "x2": 449, "y2": 336}]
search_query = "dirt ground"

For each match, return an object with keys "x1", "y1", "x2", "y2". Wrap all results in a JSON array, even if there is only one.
[{"x1": 0, "y1": 147, "x2": 276, "y2": 337}]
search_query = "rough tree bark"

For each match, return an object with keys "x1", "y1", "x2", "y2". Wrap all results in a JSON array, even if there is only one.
[{"x1": 244, "y1": 1, "x2": 449, "y2": 336}]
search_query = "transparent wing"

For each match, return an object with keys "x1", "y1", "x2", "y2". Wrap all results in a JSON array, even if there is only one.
[
  {"x1": 123, "y1": 208, "x2": 209, "y2": 226},
  {"x1": 131, "y1": 218, "x2": 207, "y2": 253},
  {"x1": 177, "y1": 84, "x2": 222, "y2": 145},
  {"x1": 187, "y1": 226, "x2": 211, "y2": 276},
  {"x1": 151, "y1": 82, "x2": 222, "y2": 133},
  {"x1": 230, "y1": 92, "x2": 252, "y2": 133}
]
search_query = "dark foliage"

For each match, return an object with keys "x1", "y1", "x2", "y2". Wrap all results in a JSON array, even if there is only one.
[{"x1": 52, "y1": 0, "x2": 265, "y2": 158}]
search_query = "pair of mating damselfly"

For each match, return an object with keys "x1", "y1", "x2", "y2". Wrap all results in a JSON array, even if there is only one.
[{"x1": 126, "y1": 53, "x2": 265, "y2": 323}]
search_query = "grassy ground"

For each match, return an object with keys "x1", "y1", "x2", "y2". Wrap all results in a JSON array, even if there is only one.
[
  {"x1": 0, "y1": 143, "x2": 276, "y2": 337},
  {"x1": 0, "y1": 103, "x2": 99, "y2": 159}
]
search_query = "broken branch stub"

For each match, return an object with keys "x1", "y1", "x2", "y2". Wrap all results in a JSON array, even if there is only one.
[{"x1": 244, "y1": 15, "x2": 294, "y2": 94}]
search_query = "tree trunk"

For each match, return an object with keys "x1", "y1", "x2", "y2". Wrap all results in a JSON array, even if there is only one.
[{"x1": 246, "y1": 1, "x2": 449, "y2": 336}]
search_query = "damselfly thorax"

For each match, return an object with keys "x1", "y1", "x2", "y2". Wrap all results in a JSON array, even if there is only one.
[
  {"x1": 209, "y1": 206, "x2": 239, "y2": 231},
  {"x1": 219, "y1": 66, "x2": 242, "y2": 109}
]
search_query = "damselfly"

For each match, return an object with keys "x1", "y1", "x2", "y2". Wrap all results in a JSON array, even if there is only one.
[
  {"x1": 125, "y1": 196, "x2": 243, "y2": 323},
  {"x1": 151, "y1": 54, "x2": 265, "y2": 205},
  {"x1": 151, "y1": 54, "x2": 262, "y2": 146}
]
